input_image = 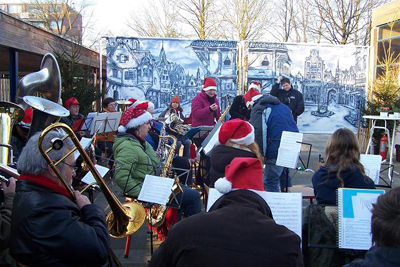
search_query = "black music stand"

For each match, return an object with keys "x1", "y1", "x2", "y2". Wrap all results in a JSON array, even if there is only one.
[{"x1": 376, "y1": 163, "x2": 394, "y2": 188}]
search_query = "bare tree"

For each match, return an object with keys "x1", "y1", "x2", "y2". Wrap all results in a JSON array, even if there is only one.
[
  {"x1": 269, "y1": 0, "x2": 296, "y2": 42},
  {"x1": 125, "y1": 0, "x2": 183, "y2": 38},
  {"x1": 218, "y1": 0, "x2": 272, "y2": 41},
  {"x1": 29, "y1": 0, "x2": 93, "y2": 43},
  {"x1": 309, "y1": 0, "x2": 386, "y2": 45},
  {"x1": 173, "y1": 0, "x2": 217, "y2": 39}
]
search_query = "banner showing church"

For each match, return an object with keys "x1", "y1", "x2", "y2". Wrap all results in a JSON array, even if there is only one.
[
  {"x1": 106, "y1": 37, "x2": 368, "y2": 134},
  {"x1": 244, "y1": 42, "x2": 369, "y2": 133}
]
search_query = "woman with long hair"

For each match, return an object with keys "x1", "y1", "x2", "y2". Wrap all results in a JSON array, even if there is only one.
[
  {"x1": 209, "y1": 119, "x2": 263, "y2": 187},
  {"x1": 312, "y1": 128, "x2": 375, "y2": 204}
]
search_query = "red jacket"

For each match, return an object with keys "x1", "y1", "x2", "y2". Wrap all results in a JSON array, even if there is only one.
[{"x1": 191, "y1": 91, "x2": 221, "y2": 127}]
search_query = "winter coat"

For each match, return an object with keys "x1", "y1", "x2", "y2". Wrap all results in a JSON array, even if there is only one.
[
  {"x1": 0, "y1": 192, "x2": 13, "y2": 253},
  {"x1": 9, "y1": 179, "x2": 110, "y2": 267},
  {"x1": 312, "y1": 165, "x2": 376, "y2": 205},
  {"x1": 191, "y1": 91, "x2": 221, "y2": 127},
  {"x1": 148, "y1": 190, "x2": 303, "y2": 267},
  {"x1": 249, "y1": 96, "x2": 297, "y2": 160},
  {"x1": 113, "y1": 133, "x2": 160, "y2": 197},
  {"x1": 60, "y1": 113, "x2": 85, "y2": 132},
  {"x1": 229, "y1": 95, "x2": 251, "y2": 120},
  {"x1": 344, "y1": 246, "x2": 400, "y2": 267},
  {"x1": 271, "y1": 83, "x2": 305, "y2": 123},
  {"x1": 209, "y1": 145, "x2": 258, "y2": 187}
]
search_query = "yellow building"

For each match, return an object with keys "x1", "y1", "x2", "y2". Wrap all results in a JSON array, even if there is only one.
[{"x1": 371, "y1": 0, "x2": 400, "y2": 80}]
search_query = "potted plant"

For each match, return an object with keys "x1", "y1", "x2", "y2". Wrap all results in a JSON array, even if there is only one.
[
  {"x1": 390, "y1": 103, "x2": 400, "y2": 117},
  {"x1": 377, "y1": 106, "x2": 390, "y2": 117}
]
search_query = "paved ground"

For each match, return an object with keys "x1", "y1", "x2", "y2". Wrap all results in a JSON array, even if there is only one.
[{"x1": 92, "y1": 133, "x2": 400, "y2": 266}]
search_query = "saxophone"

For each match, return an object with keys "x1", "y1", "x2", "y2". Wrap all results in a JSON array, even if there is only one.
[
  {"x1": 155, "y1": 121, "x2": 167, "y2": 161},
  {"x1": 218, "y1": 94, "x2": 231, "y2": 123},
  {"x1": 145, "y1": 134, "x2": 183, "y2": 228}
]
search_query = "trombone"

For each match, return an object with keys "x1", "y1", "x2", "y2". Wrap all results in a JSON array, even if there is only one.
[{"x1": 38, "y1": 122, "x2": 145, "y2": 238}]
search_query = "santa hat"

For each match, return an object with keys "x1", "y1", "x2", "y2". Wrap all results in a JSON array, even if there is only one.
[
  {"x1": 244, "y1": 88, "x2": 262, "y2": 108},
  {"x1": 217, "y1": 119, "x2": 254, "y2": 146},
  {"x1": 118, "y1": 106, "x2": 152, "y2": 133},
  {"x1": 135, "y1": 101, "x2": 155, "y2": 113},
  {"x1": 249, "y1": 81, "x2": 261, "y2": 92},
  {"x1": 64, "y1": 97, "x2": 79, "y2": 110},
  {"x1": 171, "y1": 95, "x2": 180, "y2": 104},
  {"x1": 203, "y1": 77, "x2": 217, "y2": 91},
  {"x1": 19, "y1": 107, "x2": 33, "y2": 129},
  {"x1": 214, "y1": 157, "x2": 264, "y2": 194},
  {"x1": 128, "y1": 98, "x2": 138, "y2": 107}
]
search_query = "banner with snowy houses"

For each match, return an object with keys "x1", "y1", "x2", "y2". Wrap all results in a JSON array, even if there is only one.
[{"x1": 106, "y1": 37, "x2": 369, "y2": 134}]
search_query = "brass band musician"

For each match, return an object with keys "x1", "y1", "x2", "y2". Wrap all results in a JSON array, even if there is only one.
[
  {"x1": 9, "y1": 131, "x2": 110, "y2": 266},
  {"x1": 113, "y1": 106, "x2": 201, "y2": 239}
]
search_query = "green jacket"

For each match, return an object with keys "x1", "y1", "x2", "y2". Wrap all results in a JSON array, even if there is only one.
[{"x1": 113, "y1": 133, "x2": 160, "y2": 197}]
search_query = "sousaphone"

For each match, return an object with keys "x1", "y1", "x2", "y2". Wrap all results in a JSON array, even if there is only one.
[{"x1": 16, "y1": 53, "x2": 61, "y2": 109}]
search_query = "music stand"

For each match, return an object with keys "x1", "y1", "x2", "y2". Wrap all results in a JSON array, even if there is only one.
[
  {"x1": 89, "y1": 112, "x2": 122, "y2": 136},
  {"x1": 377, "y1": 163, "x2": 394, "y2": 188},
  {"x1": 81, "y1": 112, "x2": 97, "y2": 131}
]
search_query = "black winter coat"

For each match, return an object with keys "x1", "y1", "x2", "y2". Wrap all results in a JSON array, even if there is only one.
[
  {"x1": 10, "y1": 180, "x2": 110, "y2": 267},
  {"x1": 229, "y1": 95, "x2": 251, "y2": 120},
  {"x1": 270, "y1": 83, "x2": 305, "y2": 123},
  {"x1": 148, "y1": 190, "x2": 303, "y2": 267},
  {"x1": 312, "y1": 165, "x2": 375, "y2": 205},
  {"x1": 344, "y1": 246, "x2": 400, "y2": 267},
  {"x1": 209, "y1": 145, "x2": 257, "y2": 187}
]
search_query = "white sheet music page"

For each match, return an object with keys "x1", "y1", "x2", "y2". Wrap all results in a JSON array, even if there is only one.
[
  {"x1": 138, "y1": 175, "x2": 175, "y2": 205},
  {"x1": 207, "y1": 188, "x2": 224, "y2": 211},
  {"x1": 258, "y1": 191, "x2": 303, "y2": 239},
  {"x1": 276, "y1": 131, "x2": 303, "y2": 169},
  {"x1": 81, "y1": 164, "x2": 109, "y2": 186},
  {"x1": 74, "y1": 137, "x2": 92, "y2": 160},
  {"x1": 360, "y1": 154, "x2": 382, "y2": 185}
]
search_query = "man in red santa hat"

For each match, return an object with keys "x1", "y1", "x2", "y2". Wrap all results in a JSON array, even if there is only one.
[
  {"x1": 149, "y1": 157, "x2": 303, "y2": 267},
  {"x1": 229, "y1": 81, "x2": 262, "y2": 121}
]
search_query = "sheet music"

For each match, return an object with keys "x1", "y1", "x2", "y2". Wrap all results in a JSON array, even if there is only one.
[
  {"x1": 81, "y1": 112, "x2": 97, "y2": 131},
  {"x1": 91, "y1": 112, "x2": 122, "y2": 135},
  {"x1": 206, "y1": 189, "x2": 302, "y2": 239},
  {"x1": 276, "y1": 131, "x2": 303, "y2": 169},
  {"x1": 338, "y1": 188, "x2": 385, "y2": 250},
  {"x1": 74, "y1": 137, "x2": 92, "y2": 160},
  {"x1": 138, "y1": 175, "x2": 175, "y2": 205},
  {"x1": 207, "y1": 188, "x2": 224, "y2": 211},
  {"x1": 81, "y1": 164, "x2": 109, "y2": 186},
  {"x1": 360, "y1": 154, "x2": 382, "y2": 185},
  {"x1": 203, "y1": 125, "x2": 222, "y2": 155}
]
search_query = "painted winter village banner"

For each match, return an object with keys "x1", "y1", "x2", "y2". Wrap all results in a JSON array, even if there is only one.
[{"x1": 106, "y1": 37, "x2": 369, "y2": 134}]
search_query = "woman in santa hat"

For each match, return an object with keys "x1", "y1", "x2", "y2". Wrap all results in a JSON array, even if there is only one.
[
  {"x1": 158, "y1": 95, "x2": 191, "y2": 158},
  {"x1": 229, "y1": 81, "x2": 261, "y2": 121},
  {"x1": 113, "y1": 106, "x2": 201, "y2": 235},
  {"x1": 209, "y1": 119, "x2": 263, "y2": 187}
]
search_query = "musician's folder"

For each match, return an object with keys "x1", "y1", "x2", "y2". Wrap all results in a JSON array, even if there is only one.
[{"x1": 138, "y1": 175, "x2": 175, "y2": 205}]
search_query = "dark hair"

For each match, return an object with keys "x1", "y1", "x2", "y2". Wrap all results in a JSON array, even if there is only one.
[
  {"x1": 325, "y1": 128, "x2": 365, "y2": 186},
  {"x1": 168, "y1": 103, "x2": 183, "y2": 112},
  {"x1": 281, "y1": 77, "x2": 291, "y2": 85},
  {"x1": 371, "y1": 187, "x2": 400, "y2": 247},
  {"x1": 102, "y1": 97, "x2": 115, "y2": 108}
]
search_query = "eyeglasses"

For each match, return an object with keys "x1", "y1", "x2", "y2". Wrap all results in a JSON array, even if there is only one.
[{"x1": 60, "y1": 161, "x2": 78, "y2": 172}]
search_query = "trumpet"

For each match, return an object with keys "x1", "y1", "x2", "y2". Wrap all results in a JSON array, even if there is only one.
[{"x1": 38, "y1": 122, "x2": 145, "y2": 238}]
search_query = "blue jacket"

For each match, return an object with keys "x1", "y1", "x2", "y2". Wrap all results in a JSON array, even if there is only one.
[
  {"x1": 344, "y1": 246, "x2": 400, "y2": 267},
  {"x1": 312, "y1": 165, "x2": 375, "y2": 205},
  {"x1": 250, "y1": 97, "x2": 298, "y2": 160}
]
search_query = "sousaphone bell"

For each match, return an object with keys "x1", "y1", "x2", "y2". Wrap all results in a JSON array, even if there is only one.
[{"x1": 23, "y1": 96, "x2": 69, "y2": 139}]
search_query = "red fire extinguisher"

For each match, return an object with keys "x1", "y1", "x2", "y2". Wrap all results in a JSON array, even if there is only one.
[{"x1": 380, "y1": 134, "x2": 388, "y2": 160}]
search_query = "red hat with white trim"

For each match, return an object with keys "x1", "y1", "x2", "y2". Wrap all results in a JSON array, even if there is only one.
[
  {"x1": 128, "y1": 98, "x2": 138, "y2": 107},
  {"x1": 118, "y1": 106, "x2": 152, "y2": 133},
  {"x1": 249, "y1": 81, "x2": 261, "y2": 92},
  {"x1": 214, "y1": 157, "x2": 264, "y2": 194},
  {"x1": 216, "y1": 119, "x2": 254, "y2": 146},
  {"x1": 244, "y1": 88, "x2": 262, "y2": 108},
  {"x1": 203, "y1": 77, "x2": 217, "y2": 91},
  {"x1": 134, "y1": 101, "x2": 155, "y2": 113}
]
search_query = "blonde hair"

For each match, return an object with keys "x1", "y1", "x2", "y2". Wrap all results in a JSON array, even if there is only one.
[
  {"x1": 225, "y1": 140, "x2": 263, "y2": 163},
  {"x1": 325, "y1": 128, "x2": 365, "y2": 186}
]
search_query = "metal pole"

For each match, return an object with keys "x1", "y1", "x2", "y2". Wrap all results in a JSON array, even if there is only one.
[{"x1": 99, "y1": 38, "x2": 103, "y2": 110}]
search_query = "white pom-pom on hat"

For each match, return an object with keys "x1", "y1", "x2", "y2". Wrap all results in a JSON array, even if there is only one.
[{"x1": 215, "y1": 177, "x2": 232, "y2": 194}]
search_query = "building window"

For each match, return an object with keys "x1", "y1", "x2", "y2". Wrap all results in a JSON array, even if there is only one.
[
  {"x1": 8, "y1": 4, "x2": 22, "y2": 13},
  {"x1": 27, "y1": 4, "x2": 41, "y2": 12},
  {"x1": 49, "y1": 5, "x2": 62, "y2": 13},
  {"x1": 125, "y1": 70, "x2": 135, "y2": 80},
  {"x1": 50, "y1": 20, "x2": 62, "y2": 30}
]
